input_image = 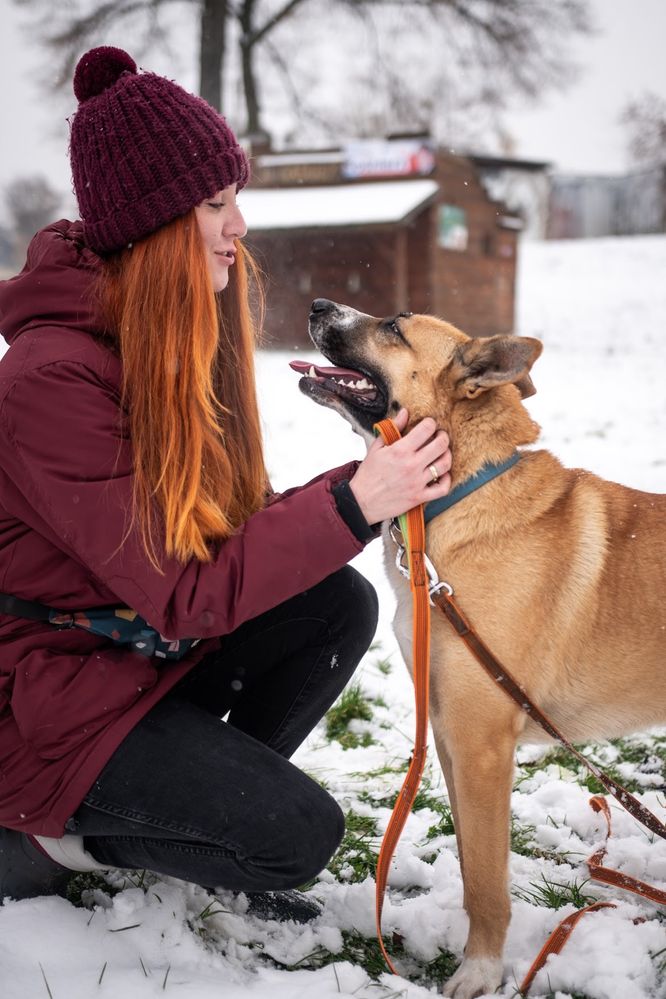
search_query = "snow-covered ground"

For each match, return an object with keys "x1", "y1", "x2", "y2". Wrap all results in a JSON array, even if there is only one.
[{"x1": 1, "y1": 234, "x2": 665, "y2": 998}]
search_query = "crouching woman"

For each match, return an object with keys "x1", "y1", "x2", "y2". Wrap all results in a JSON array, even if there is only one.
[{"x1": 0, "y1": 46, "x2": 451, "y2": 911}]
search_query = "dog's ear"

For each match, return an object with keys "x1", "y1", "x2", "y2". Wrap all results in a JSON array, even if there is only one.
[{"x1": 451, "y1": 335, "x2": 542, "y2": 400}]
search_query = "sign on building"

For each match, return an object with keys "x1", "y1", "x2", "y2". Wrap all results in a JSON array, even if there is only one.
[{"x1": 343, "y1": 139, "x2": 435, "y2": 179}]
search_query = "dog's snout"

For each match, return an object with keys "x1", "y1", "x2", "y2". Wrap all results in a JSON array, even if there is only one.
[{"x1": 310, "y1": 298, "x2": 337, "y2": 316}]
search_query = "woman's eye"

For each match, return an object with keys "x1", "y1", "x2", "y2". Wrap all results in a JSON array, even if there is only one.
[{"x1": 208, "y1": 201, "x2": 224, "y2": 209}]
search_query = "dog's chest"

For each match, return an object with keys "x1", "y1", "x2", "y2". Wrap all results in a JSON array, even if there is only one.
[{"x1": 381, "y1": 532, "x2": 412, "y2": 659}]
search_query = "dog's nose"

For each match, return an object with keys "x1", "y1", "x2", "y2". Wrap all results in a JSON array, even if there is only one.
[{"x1": 310, "y1": 298, "x2": 336, "y2": 315}]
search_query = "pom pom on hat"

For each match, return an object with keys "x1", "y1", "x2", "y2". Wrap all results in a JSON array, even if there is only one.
[
  {"x1": 73, "y1": 46, "x2": 137, "y2": 102},
  {"x1": 69, "y1": 46, "x2": 249, "y2": 254}
]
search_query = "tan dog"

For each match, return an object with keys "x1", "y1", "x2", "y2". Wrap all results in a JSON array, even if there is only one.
[{"x1": 291, "y1": 298, "x2": 666, "y2": 999}]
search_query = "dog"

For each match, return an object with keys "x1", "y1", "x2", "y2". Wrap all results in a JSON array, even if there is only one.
[{"x1": 290, "y1": 298, "x2": 666, "y2": 999}]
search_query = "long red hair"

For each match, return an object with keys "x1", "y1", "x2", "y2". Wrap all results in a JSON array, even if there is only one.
[{"x1": 99, "y1": 211, "x2": 267, "y2": 566}]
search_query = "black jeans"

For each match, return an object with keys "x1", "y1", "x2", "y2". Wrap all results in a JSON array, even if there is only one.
[{"x1": 68, "y1": 566, "x2": 378, "y2": 891}]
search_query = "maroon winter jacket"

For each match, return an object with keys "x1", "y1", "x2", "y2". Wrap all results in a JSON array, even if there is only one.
[{"x1": 0, "y1": 220, "x2": 368, "y2": 837}]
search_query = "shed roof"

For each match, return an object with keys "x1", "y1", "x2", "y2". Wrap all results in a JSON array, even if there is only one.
[{"x1": 240, "y1": 179, "x2": 439, "y2": 231}]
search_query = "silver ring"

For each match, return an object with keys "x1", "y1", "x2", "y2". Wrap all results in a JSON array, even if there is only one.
[{"x1": 428, "y1": 463, "x2": 439, "y2": 484}]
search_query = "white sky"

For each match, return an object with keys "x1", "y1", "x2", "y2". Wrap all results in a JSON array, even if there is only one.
[
  {"x1": 0, "y1": 0, "x2": 665, "y2": 226},
  {"x1": 502, "y1": 0, "x2": 666, "y2": 172}
]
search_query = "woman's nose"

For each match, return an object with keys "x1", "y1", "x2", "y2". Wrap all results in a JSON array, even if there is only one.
[{"x1": 224, "y1": 206, "x2": 247, "y2": 239}]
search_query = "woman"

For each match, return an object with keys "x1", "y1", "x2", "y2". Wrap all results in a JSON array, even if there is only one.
[{"x1": 0, "y1": 46, "x2": 452, "y2": 913}]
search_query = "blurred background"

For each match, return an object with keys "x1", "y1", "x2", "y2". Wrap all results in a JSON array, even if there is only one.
[{"x1": 0, "y1": 0, "x2": 664, "y2": 346}]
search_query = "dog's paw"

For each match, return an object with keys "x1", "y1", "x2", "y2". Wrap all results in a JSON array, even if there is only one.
[{"x1": 442, "y1": 956, "x2": 503, "y2": 998}]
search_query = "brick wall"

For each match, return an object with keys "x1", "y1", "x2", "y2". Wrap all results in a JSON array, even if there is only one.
[
  {"x1": 246, "y1": 227, "x2": 405, "y2": 348},
  {"x1": 432, "y1": 153, "x2": 517, "y2": 336}
]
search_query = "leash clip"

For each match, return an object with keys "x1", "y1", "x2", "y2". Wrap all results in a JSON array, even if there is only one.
[
  {"x1": 392, "y1": 523, "x2": 454, "y2": 602},
  {"x1": 423, "y1": 552, "x2": 454, "y2": 603}
]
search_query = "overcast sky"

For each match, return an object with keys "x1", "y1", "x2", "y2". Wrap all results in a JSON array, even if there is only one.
[{"x1": 0, "y1": 0, "x2": 665, "y2": 226}]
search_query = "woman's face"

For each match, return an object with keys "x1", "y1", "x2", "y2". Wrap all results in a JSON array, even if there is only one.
[{"x1": 194, "y1": 185, "x2": 247, "y2": 293}]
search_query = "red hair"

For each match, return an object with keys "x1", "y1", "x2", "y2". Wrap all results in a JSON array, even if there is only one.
[{"x1": 100, "y1": 211, "x2": 266, "y2": 565}]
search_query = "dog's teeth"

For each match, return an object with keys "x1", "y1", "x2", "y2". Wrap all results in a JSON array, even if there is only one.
[
  {"x1": 334, "y1": 376, "x2": 375, "y2": 391},
  {"x1": 308, "y1": 366, "x2": 317, "y2": 377}
]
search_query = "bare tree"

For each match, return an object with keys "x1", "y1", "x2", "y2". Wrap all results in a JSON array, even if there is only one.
[
  {"x1": 238, "y1": 0, "x2": 308, "y2": 138},
  {"x1": 13, "y1": 0, "x2": 227, "y2": 110},
  {"x1": 4, "y1": 175, "x2": 62, "y2": 264},
  {"x1": 13, "y1": 0, "x2": 591, "y2": 145},
  {"x1": 282, "y1": 0, "x2": 592, "y2": 149},
  {"x1": 620, "y1": 91, "x2": 666, "y2": 168}
]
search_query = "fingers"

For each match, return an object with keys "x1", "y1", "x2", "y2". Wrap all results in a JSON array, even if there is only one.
[
  {"x1": 420, "y1": 436, "x2": 452, "y2": 480},
  {"x1": 423, "y1": 471, "x2": 452, "y2": 501},
  {"x1": 401, "y1": 416, "x2": 451, "y2": 454},
  {"x1": 350, "y1": 408, "x2": 453, "y2": 522},
  {"x1": 392, "y1": 407, "x2": 409, "y2": 432},
  {"x1": 391, "y1": 415, "x2": 452, "y2": 493},
  {"x1": 400, "y1": 415, "x2": 438, "y2": 449}
]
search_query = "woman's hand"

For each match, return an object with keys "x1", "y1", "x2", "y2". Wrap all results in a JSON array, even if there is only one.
[{"x1": 348, "y1": 409, "x2": 452, "y2": 525}]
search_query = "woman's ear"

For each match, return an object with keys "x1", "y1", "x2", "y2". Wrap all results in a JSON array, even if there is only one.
[{"x1": 451, "y1": 335, "x2": 543, "y2": 400}]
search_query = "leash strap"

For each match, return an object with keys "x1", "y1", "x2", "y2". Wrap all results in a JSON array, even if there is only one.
[
  {"x1": 431, "y1": 589, "x2": 666, "y2": 842},
  {"x1": 517, "y1": 899, "x2": 616, "y2": 994},
  {"x1": 518, "y1": 794, "x2": 666, "y2": 994},
  {"x1": 587, "y1": 795, "x2": 666, "y2": 903},
  {"x1": 373, "y1": 418, "x2": 432, "y2": 974}
]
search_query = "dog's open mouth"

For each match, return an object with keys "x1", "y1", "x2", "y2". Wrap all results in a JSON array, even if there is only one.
[{"x1": 289, "y1": 360, "x2": 384, "y2": 412}]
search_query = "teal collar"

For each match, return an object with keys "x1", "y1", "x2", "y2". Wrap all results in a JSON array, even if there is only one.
[{"x1": 424, "y1": 452, "x2": 521, "y2": 524}]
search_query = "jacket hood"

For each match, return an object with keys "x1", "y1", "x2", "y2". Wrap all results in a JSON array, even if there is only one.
[{"x1": 0, "y1": 220, "x2": 105, "y2": 347}]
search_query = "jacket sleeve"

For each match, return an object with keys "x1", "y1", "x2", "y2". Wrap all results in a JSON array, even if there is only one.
[{"x1": 0, "y1": 358, "x2": 369, "y2": 640}]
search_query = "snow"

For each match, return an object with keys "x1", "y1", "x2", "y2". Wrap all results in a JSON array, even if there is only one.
[
  {"x1": 239, "y1": 179, "x2": 439, "y2": 229},
  {"x1": 1, "y1": 233, "x2": 666, "y2": 998}
]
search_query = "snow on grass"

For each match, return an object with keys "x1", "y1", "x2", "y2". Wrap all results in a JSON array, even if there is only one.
[{"x1": 1, "y1": 234, "x2": 665, "y2": 999}]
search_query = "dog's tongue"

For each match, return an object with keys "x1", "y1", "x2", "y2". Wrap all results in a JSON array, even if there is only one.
[{"x1": 289, "y1": 360, "x2": 365, "y2": 380}]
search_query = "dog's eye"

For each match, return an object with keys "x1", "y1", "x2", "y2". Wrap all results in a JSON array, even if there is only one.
[
  {"x1": 382, "y1": 316, "x2": 412, "y2": 349},
  {"x1": 379, "y1": 320, "x2": 411, "y2": 349}
]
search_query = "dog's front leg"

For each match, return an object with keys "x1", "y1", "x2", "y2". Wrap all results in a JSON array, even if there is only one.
[
  {"x1": 434, "y1": 703, "x2": 517, "y2": 999},
  {"x1": 432, "y1": 733, "x2": 465, "y2": 876}
]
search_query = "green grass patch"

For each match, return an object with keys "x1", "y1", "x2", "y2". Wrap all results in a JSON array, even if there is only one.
[
  {"x1": 424, "y1": 804, "x2": 456, "y2": 842},
  {"x1": 271, "y1": 928, "x2": 458, "y2": 987},
  {"x1": 327, "y1": 810, "x2": 379, "y2": 883},
  {"x1": 65, "y1": 871, "x2": 122, "y2": 906},
  {"x1": 375, "y1": 657, "x2": 393, "y2": 675},
  {"x1": 325, "y1": 682, "x2": 376, "y2": 749},
  {"x1": 285, "y1": 929, "x2": 394, "y2": 977},
  {"x1": 350, "y1": 759, "x2": 410, "y2": 780},
  {"x1": 420, "y1": 948, "x2": 459, "y2": 985},
  {"x1": 512, "y1": 875, "x2": 596, "y2": 910},
  {"x1": 359, "y1": 780, "x2": 451, "y2": 817},
  {"x1": 515, "y1": 736, "x2": 666, "y2": 795},
  {"x1": 510, "y1": 818, "x2": 538, "y2": 857}
]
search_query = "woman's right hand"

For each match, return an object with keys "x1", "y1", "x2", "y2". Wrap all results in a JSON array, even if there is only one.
[{"x1": 348, "y1": 408, "x2": 452, "y2": 525}]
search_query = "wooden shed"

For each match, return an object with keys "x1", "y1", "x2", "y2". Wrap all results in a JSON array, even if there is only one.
[{"x1": 242, "y1": 142, "x2": 520, "y2": 348}]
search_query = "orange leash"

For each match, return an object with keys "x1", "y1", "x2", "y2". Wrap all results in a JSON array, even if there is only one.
[
  {"x1": 519, "y1": 794, "x2": 666, "y2": 994},
  {"x1": 373, "y1": 418, "x2": 432, "y2": 973},
  {"x1": 587, "y1": 795, "x2": 666, "y2": 905},
  {"x1": 517, "y1": 899, "x2": 616, "y2": 994}
]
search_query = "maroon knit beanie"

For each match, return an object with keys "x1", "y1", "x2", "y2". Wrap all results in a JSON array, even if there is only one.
[{"x1": 69, "y1": 46, "x2": 249, "y2": 254}]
